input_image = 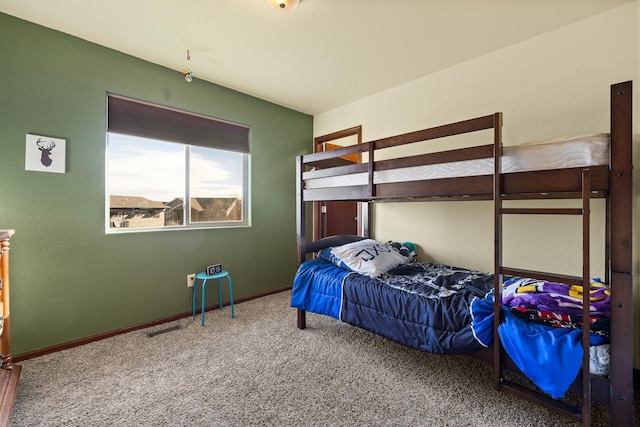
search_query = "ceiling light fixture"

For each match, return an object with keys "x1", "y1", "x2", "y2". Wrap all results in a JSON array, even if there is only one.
[{"x1": 267, "y1": 0, "x2": 300, "y2": 11}]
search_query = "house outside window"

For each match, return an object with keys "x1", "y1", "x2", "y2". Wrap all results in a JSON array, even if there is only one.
[{"x1": 106, "y1": 94, "x2": 250, "y2": 233}]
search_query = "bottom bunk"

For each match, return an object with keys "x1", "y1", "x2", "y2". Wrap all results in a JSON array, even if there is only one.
[
  {"x1": 290, "y1": 238, "x2": 614, "y2": 409},
  {"x1": 292, "y1": 257, "x2": 495, "y2": 355}
]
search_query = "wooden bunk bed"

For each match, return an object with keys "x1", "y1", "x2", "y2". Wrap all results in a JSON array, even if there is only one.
[{"x1": 292, "y1": 81, "x2": 633, "y2": 426}]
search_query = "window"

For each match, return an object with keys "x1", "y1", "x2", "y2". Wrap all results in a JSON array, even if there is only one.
[{"x1": 106, "y1": 95, "x2": 250, "y2": 232}]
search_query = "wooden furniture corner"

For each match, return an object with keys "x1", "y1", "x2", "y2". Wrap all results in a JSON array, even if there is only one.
[{"x1": 0, "y1": 230, "x2": 21, "y2": 427}]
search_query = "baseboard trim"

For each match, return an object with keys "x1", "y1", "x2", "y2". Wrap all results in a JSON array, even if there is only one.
[{"x1": 13, "y1": 286, "x2": 292, "y2": 363}]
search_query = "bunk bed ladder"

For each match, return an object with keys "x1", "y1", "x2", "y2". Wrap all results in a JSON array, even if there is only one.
[{"x1": 494, "y1": 164, "x2": 594, "y2": 425}]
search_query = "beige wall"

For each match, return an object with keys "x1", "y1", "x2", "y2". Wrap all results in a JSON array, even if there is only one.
[{"x1": 314, "y1": 3, "x2": 639, "y2": 366}]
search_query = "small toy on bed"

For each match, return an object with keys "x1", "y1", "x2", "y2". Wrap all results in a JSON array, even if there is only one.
[{"x1": 386, "y1": 241, "x2": 417, "y2": 262}]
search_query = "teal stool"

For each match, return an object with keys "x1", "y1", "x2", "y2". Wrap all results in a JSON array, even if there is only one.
[{"x1": 192, "y1": 270, "x2": 234, "y2": 326}]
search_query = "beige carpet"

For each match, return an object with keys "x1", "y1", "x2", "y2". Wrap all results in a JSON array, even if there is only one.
[{"x1": 9, "y1": 291, "x2": 634, "y2": 426}]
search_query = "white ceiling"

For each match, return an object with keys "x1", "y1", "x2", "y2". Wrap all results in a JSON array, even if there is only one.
[{"x1": 0, "y1": 0, "x2": 631, "y2": 115}]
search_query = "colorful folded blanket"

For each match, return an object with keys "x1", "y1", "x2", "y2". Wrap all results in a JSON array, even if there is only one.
[{"x1": 502, "y1": 277, "x2": 610, "y2": 317}]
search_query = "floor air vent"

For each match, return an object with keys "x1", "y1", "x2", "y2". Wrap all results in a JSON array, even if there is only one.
[{"x1": 147, "y1": 325, "x2": 180, "y2": 337}]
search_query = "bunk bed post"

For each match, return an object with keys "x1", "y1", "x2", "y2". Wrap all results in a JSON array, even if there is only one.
[
  {"x1": 608, "y1": 80, "x2": 633, "y2": 427},
  {"x1": 368, "y1": 144, "x2": 375, "y2": 199},
  {"x1": 581, "y1": 169, "x2": 592, "y2": 426},
  {"x1": 492, "y1": 112, "x2": 503, "y2": 391},
  {"x1": 605, "y1": 201, "x2": 611, "y2": 287},
  {"x1": 361, "y1": 202, "x2": 370, "y2": 238},
  {"x1": 296, "y1": 155, "x2": 307, "y2": 329}
]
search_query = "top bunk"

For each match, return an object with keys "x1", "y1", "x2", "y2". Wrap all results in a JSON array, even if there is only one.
[{"x1": 298, "y1": 82, "x2": 632, "y2": 204}]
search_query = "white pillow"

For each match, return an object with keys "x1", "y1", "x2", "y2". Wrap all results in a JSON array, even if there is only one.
[{"x1": 327, "y1": 239, "x2": 408, "y2": 278}]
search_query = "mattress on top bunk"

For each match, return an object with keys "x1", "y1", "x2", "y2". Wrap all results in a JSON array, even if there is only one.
[{"x1": 305, "y1": 133, "x2": 609, "y2": 189}]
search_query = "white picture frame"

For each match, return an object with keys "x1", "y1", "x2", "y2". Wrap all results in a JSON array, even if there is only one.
[{"x1": 25, "y1": 134, "x2": 66, "y2": 173}]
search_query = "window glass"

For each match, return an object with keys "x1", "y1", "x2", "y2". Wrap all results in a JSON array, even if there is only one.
[
  {"x1": 107, "y1": 133, "x2": 248, "y2": 232},
  {"x1": 189, "y1": 146, "x2": 244, "y2": 223}
]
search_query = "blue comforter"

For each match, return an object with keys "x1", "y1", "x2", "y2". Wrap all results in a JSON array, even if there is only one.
[{"x1": 291, "y1": 260, "x2": 495, "y2": 354}]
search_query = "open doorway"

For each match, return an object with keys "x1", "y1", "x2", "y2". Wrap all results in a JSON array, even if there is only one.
[{"x1": 313, "y1": 126, "x2": 367, "y2": 240}]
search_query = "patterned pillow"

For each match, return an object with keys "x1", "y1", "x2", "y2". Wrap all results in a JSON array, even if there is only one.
[{"x1": 318, "y1": 239, "x2": 407, "y2": 278}]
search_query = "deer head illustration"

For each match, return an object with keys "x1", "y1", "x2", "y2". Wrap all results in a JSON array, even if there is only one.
[{"x1": 36, "y1": 138, "x2": 56, "y2": 167}]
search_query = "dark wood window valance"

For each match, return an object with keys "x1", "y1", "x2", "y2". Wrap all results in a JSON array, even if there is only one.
[{"x1": 107, "y1": 94, "x2": 250, "y2": 153}]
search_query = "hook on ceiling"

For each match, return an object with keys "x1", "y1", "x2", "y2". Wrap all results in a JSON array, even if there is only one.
[{"x1": 184, "y1": 49, "x2": 193, "y2": 82}]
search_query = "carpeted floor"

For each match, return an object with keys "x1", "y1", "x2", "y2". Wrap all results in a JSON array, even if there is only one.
[{"x1": 9, "y1": 291, "x2": 638, "y2": 426}]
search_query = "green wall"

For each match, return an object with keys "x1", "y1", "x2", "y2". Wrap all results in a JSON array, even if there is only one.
[{"x1": 0, "y1": 13, "x2": 313, "y2": 355}]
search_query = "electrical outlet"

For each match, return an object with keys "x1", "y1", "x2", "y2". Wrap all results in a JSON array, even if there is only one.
[{"x1": 186, "y1": 273, "x2": 195, "y2": 288}]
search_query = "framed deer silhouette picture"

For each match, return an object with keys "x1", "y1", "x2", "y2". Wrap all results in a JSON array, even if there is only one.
[{"x1": 25, "y1": 134, "x2": 66, "y2": 173}]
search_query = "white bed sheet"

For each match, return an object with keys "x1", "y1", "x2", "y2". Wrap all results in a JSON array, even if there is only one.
[{"x1": 305, "y1": 133, "x2": 609, "y2": 189}]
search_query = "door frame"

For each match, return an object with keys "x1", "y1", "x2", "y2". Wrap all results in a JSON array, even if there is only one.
[{"x1": 313, "y1": 125, "x2": 368, "y2": 241}]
